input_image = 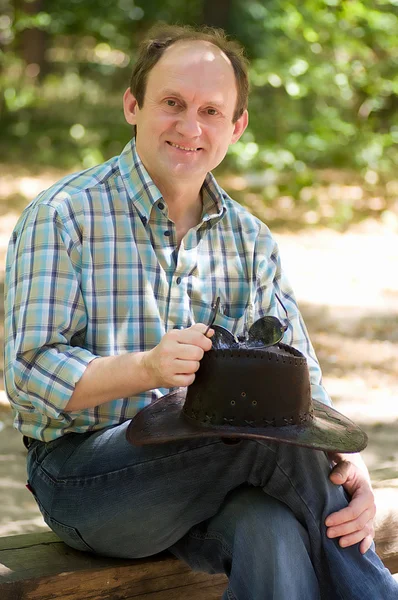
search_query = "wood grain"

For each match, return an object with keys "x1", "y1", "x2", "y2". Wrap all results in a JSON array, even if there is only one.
[
  {"x1": 1, "y1": 530, "x2": 397, "y2": 599},
  {"x1": 0, "y1": 532, "x2": 227, "y2": 600}
]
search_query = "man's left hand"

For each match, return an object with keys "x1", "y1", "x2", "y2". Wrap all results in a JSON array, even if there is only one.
[{"x1": 325, "y1": 457, "x2": 376, "y2": 554}]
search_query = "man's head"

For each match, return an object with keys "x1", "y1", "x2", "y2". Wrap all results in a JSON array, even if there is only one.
[
  {"x1": 123, "y1": 24, "x2": 249, "y2": 186},
  {"x1": 129, "y1": 23, "x2": 249, "y2": 124}
]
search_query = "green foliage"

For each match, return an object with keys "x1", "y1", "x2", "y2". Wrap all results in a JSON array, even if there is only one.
[
  {"x1": 229, "y1": 0, "x2": 398, "y2": 174},
  {"x1": 1, "y1": 0, "x2": 397, "y2": 229}
]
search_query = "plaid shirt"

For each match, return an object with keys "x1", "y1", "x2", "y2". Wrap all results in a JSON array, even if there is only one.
[{"x1": 4, "y1": 139, "x2": 331, "y2": 441}]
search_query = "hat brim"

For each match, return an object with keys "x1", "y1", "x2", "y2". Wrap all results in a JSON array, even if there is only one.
[{"x1": 126, "y1": 388, "x2": 367, "y2": 453}]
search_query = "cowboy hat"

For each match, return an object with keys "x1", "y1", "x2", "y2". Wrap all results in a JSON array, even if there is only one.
[{"x1": 126, "y1": 343, "x2": 367, "y2": 453}]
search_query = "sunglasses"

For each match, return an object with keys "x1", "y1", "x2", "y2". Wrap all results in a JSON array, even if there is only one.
[{"x1": 204, "y1": 294, "x2": 289, "y2": 350}]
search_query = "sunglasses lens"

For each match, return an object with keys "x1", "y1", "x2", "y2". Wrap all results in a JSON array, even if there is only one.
[
  {"x1": 247, "y1": 316, "x2": 285, "y2": 348},
  {"x1": 212, "y1": 326, "x2": 237, "y2": 350}
]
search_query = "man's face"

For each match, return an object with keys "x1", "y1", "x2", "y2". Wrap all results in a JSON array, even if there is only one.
[{"x1": 123, "y1": 40, "x2": 248, "y2": 187}]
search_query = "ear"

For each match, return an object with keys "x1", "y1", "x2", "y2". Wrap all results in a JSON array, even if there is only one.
[
  {"x1": 123, "y1": 88, "x2": 139, "y2": 125},
  {"x1": 231, "y1": 110, "x2": 249, "y2": 144}
]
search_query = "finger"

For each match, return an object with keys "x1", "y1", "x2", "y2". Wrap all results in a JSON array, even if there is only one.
[
  {"x1": 325, "y1": 491, "x2": 375, "y2": 527},
  {"x1": 326, "y1": 508, "x2": 374, "y2": 538},
  {"x1": 190, "y1": 323, "x2": 213, "y2": 335},
  {"x1": 176, "y1": 326, "x2": 213, "y2": 350},
  {"x1": 325, "y1": 503, "x2": 359, "y2": 528},
  {"x1": 192, "y1": 323, "x2": 214, "y2": 341},
  {"x1": 359, "y1": 534, "x2": 374, "y2": 555},
  {"x1": 176, "y1": 345, "x2": 205, "y2": 361},
  {"x1": 174, "y1": 359, "x2": 201, "y2": 374},
  {"x1": 171, "y1": 373, "x2": 197, "y2": 387},
  {"x1": 337, "y1": 521, "x2": 374, "y2": 548}
]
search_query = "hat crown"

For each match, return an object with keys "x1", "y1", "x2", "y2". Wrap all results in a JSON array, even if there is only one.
[
  {"x1": 183, "y1": 344, "x2": 314, "y2": 430},
  {"x1": 127, "y1": 341, "x2": 368, "y2": 452}
]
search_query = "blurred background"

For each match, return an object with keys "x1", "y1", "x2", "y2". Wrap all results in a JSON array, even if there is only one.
[
  {"x1": 1, "y1": 0, "x2": 398, "y2": 229},
  {"x1": 0, "y1": 0, "x2": 397, "y2": 546}
]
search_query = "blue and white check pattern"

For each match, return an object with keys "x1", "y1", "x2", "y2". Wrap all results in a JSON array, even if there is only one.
[{"x1": 4, "y1": 139, "x2": 331, "y2": 441}]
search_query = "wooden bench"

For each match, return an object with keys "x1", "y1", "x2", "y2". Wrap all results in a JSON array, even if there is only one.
[
  {"x1": 0, "y1": 531, "x2": 227, "y2": 599},
  {"x1": 1, "y1": 528, "x2": 397, "y2": 599}
]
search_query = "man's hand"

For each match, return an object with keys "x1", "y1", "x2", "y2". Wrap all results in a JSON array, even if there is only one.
[
  {"x1": 141, "y1": 323, "x2": 213, "y2": 390},
  {"x1": 325, "y1": 455, "x2": 376, "y2": 554}
]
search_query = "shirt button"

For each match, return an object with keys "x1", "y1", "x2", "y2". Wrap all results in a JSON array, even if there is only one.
[
  {"x1": 164, "y1": 231, "x2": 171, "y2": 237},
  {"x1": 158, "y1": 202, "x2": 165, "y2": 210},
  {"x1": 176, "y1": 276, "x2": 182, "y2": 284}
]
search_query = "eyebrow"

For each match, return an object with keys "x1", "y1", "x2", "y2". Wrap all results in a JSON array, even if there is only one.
[{"x1": 160, "y1": 89, "x2": 226, "y2": 109}]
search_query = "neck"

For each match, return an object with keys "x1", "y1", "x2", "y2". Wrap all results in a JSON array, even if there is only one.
[
  {"x1": 150, "y1": 174, "x2": 204, "y2": 232},
  {"x1": 163, "y1": 186, "x2": 202, "y2": 223},
  {"x1": 168, "y1": 188, "x2": 204, "y2": 246},
  {"x1": 135, "y1": 146, "x2": 206, "y2": 241}
]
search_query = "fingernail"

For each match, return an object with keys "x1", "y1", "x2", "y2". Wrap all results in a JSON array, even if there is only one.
[{"x1": 325, "y1": 515, "x2": 334, "y2": 524}]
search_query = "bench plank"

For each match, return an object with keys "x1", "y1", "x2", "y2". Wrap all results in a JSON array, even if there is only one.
[
  {"x1": 2, "y1": 567, "x2": 227, "y2": 600},
  {"x1": 1, "y1": 530, "x2": 397, "y2": 599},
  {"x1": 0, "y1": 532, "x2": 227, "y2": 600}
]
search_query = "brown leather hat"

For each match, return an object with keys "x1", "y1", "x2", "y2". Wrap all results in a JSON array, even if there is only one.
[{"x1": 126, "y1": 343, "x2": 368, "y2": 453}]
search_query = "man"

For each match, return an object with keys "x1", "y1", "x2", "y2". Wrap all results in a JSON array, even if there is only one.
[{"x1": 5, "y1": 23, "x2": 397, "y2": 599}]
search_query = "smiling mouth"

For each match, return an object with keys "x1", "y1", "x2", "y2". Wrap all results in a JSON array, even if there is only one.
[{"x1": 167, "y1": 142, "x2": 202, "y2": 152}]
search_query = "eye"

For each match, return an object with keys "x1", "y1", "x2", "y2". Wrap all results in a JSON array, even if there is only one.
[
  {"x1": 165, "y1": 99, "x2": 178, "y2": 107},
  {"x1": 206, "y1": 108, "x2": 218, "y2": 116}
]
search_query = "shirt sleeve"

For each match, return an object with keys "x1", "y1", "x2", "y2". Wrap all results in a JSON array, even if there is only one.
[
  {"x1": 255, "y1": 228, "x2": 332, "y2": 407},
  {"x1": 4, "y1": 202, "x2": 99, "y2": 419}
]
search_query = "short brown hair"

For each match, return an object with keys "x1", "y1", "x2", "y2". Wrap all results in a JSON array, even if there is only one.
[{"x1": 130, "y1": 23, "x2": 249, "y2": 123}]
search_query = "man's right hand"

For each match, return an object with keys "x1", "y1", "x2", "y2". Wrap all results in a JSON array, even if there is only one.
[
  {"x1": 142, "y1": 323, "x2": 213, "y2": 389},
  {"x1": 65, "y1": 324, "x2": 213, "y2": 411}
]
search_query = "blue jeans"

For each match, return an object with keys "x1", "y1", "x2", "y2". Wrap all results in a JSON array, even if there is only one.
[{"x1": 26, "y1": 422, "x2": 398, "y2": 600}]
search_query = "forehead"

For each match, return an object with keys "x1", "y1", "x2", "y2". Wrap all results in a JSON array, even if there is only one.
[
  {"x1": 160, "y1": 39, "x2": 232, "y2": 68},
  {"x1": 146, "y1": 40, "x2": 237, "y2": 100}
]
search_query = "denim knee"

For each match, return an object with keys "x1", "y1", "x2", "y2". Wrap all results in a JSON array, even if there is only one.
[
  {"x1": 208, "y1": 485, "x2": 310, "y2": 554},
  {"x1": 170, "y1": 485, "x2": 320, "y2": 599}
]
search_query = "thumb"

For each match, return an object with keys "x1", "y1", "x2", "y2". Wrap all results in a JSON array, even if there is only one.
[
  {"x1": 190, "y1": 322, "x2": 213, "y2": 335},
  {"x1": 329, "y1": 460, "x2": 352, "y2": 485}
]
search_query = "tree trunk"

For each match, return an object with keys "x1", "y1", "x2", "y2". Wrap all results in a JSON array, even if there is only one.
[{"x1": 18, "y1": 0, "x2": 49, "y2": 77}]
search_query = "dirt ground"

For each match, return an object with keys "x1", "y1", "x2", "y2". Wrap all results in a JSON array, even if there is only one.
[{"x1": 0, "y1": 173, "x2": 397, "y2": 539}]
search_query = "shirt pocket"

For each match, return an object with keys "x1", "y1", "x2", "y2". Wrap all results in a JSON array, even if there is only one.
[{"x1": 213, "y1": 310, "x2": 248, "y2": 338}]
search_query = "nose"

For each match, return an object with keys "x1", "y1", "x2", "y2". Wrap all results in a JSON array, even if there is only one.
[{"x1": 175, "y1": 110, "x2": 202, "y2": 138}]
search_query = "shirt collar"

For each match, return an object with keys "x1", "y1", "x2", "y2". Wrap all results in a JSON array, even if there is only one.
[
  {"x1": 118, "y1": 138, "x2": 163, "y2": 222},
  {"x1": 118, "y1": 138, "x2": 227, "y2": 226},
  {"x1": 201, "y1": 172, "x2": 227, "y2": 225}
]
